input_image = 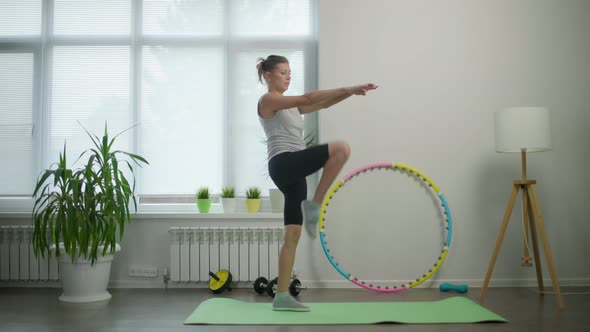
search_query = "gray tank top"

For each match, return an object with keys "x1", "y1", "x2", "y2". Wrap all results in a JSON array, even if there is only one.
[{"x1": 258, "y1": 102, "x2": 306, "y2": 161}]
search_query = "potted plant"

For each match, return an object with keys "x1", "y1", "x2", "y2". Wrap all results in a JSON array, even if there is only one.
[
  {"x1": 220, "y1": 186, "x2": 237, "y2": 213},
  {"x1": 245, "y1": 187, "x2": 262, "y2": 213},
  {"x1": 304, "y1": 133, "x2": 317, "y2": 148},
  {"x1": 269, "y1": 188, "x2": 284, "y2": 213},
  {"x1": 196, "y1": 186, "x2": 211, "y2": 213},
  {"x1": 32, "y1": 123, "x2": 148, "y2": 303},
  {"x1": 262, "y1": 134, "x2": 315, "y2": 212}
]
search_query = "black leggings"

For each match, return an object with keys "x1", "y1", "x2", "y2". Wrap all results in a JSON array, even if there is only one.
[{"x1": 268, "y1": 144, "x2": 330, "y2": 225}]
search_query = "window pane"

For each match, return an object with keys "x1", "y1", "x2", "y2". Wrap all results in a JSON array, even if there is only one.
[
  {"x1": 0, "y1": 53, "x2": 36, "y2": 195},
  {"x1": 231, "y1": 0, "x2": 311, "y2": 37},
  {"x1": 50, "y1": 47, "x2": 132, "y2": 169},
  {"x1": 143, "y1": 0, "x2": 224, "y2": 36},
  {"x1": 54, "y1": 0, "x2": 131, "y2": 36},
  {"x1": 230, "y1": 50, "x2": 305, "y2": 195},
  {"x1": 140, "y1": 46, "x2": 224, "y2": 195},
  {"x1": 0, "y1": 0, "x2": 42, "y2": 36}
]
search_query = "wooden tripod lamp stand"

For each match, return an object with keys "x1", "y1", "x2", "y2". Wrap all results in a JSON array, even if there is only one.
[{"x1": 479, "y1": 107, "x2": 565, "y2": 310}]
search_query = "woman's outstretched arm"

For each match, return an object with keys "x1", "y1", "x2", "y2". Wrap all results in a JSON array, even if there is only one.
[
  {"x1": 298, "y1": 83, "x2": 378, "y2": 114},
  {"x1": 259, "y1": 84, "x2": 377, "y2": 118}
]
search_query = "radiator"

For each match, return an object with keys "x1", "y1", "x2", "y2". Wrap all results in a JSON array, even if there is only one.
[
  {"x1": 168, "y1": 227, "x2": 283, "y2": 283},
  {"x1": 0, "y1": 226, "x2": 59, "y2": 282}
]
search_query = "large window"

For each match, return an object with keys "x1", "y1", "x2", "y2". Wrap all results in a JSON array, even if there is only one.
[{"x1": 0, "y1": 0, "x2": 317, "y2": 211}]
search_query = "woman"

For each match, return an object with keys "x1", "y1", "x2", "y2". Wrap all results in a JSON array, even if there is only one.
[{"x1": 257, "y1": 55, "x2": 377, "y2": 311}]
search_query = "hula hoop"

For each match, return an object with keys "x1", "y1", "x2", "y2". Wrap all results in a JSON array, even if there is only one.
[{"x1": 318, "y1": 162, "x2": 453, "y2": 293}]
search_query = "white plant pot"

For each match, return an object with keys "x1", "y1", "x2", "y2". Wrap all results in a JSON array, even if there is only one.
[
  {"x1": 221, "y1": 198, "x2": 237, "y2": 213},
  {"x1": 269, "y1": 188, "x2": 284, "y2": 213},
  {"x1": 56, "y1": 243, "x2": 121, "y2": 303}
]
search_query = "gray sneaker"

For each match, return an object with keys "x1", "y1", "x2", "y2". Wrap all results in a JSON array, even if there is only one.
[
  {"x1": 301, "y1": 200, "x2": 320, "y2": 238},
  {"x1": 272, "y1": 292, "x2": 310, "y2": 312}
]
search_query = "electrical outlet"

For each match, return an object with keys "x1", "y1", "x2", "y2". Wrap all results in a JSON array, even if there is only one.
[{"x1": 128, "y1": 266, "x2": 158, "y2": 278}]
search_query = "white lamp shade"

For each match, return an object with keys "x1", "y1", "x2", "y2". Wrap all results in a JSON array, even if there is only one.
[{"x1": 494, "y1": 107, "x2": 552, "y2": 153}]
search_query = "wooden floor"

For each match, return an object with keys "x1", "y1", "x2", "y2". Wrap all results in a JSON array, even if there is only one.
[{"x1": 1, "y1": 286, "x2": 589, "y2": 331}]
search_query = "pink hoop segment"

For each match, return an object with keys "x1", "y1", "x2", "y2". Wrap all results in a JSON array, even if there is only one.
[
  {"x1": 343, "y1": 162, "x2": 394, "y2": 181},
  {"x1": 350, "y1": 279, "x2": 408, "y2": 293}
]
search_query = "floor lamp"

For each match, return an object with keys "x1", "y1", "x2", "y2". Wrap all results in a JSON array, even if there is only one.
[{"x1": 479, "y1": 107, "x2": 565, "y2": 310}]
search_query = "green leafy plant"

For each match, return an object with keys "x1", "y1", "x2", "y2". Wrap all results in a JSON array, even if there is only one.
[
  {"x1": 304, "y1": 133, "x2": 317, "y2": 148},
  {"x1": 220, "y1": 187, "x2": 235, "y2": 198},
  {"x1": 245, "y1": 187, "x2": 261, "y2": 199},
  {"x1": 32, "y1": 122, "x2": 148, "y2": 265},
  {"x1": 196, "y1": 186, "x2": 210, "y2": 199}
]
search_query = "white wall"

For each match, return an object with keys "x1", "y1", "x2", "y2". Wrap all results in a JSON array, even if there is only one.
[
  {"x1": 316, "y1": 0, "x2": 590, "y2": 286},
  {"x1": 2, "y1": 0, "x2": 588, "y2": 289}
]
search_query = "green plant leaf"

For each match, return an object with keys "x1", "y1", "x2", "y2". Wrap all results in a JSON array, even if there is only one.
[
  {"x1": 221, "y1": 187, "x2": 235, "y2": 198},
  {"x1": 116, "y1": 151, "x2": 150, "y2": 166},
  {"x1": 246, "y1": 186, "x2": 261, "y2": 199},
  {"x1": 196, "y1": 186, "x2": 210, "y2": 199},
  {"x1": 31, "y1": 121, "x2": 148, "y2": 266},
  {"x1": 32, "y1": 170, "x2": 54, "y2": 198},
  {"x1": 78, "y1": 121, "x2": 102, "y2": 154}
]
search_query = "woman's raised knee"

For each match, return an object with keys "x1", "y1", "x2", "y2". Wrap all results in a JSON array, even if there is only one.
[
  {"x1": 342, "y1": 142, "x2": 351, "y2": 159},
  {"x1": 329, "y1": 141, "x2": 351, "y2": 160}
]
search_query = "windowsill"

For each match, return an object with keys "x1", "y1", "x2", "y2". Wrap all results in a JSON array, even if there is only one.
[
  {"x1": 132, "y1": 212, "x2": 283, "y2": 220},
  {"x1": 0, "y1": 213, "x2": 32, "y2": 219},
  {"x1": 0, "y1": 199, "x2": 286, "y2": 221},
  {"x1": 0, "y1": 211, "x2": 284, "y2": 221}
]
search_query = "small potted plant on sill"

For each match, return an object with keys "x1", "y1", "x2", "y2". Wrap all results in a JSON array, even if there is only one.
[
  {"x1": 269, "y1": 187, "x2": 284, "y2": 213},
  {"x1": 32, "y1": 122, "x2": 148, "y2": 303},
  {"x1": 262, "y1": 133, "x2": 314, "y2": 212},
  {"x1": 220, "y1": 186, "x2": 236, "y2": 213},
  {"x1": 245, "y1": 187, "x2": 262, "y2": 213},
  {"x1": 196, "y1": 186, "x2": 211, "y2": 213}
]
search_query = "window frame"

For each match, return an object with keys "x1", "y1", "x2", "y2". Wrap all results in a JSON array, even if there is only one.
[{"x1": 0, "y1": 0, "x2": 318, "y2": 214}]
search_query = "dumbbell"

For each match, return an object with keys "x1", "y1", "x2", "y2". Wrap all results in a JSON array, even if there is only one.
[
  {"x1": 288, "y1": 279, "x2": 305, "y2": 297},
  {"x1": 439, "y1": 282, "x2": 468, "y2": 293},
  {"x1": 253, "y1": 276, "x2": 306, "y2": 297},
  {"x1": 253, "y1": 276, "x2": 273, "y2": 295}
]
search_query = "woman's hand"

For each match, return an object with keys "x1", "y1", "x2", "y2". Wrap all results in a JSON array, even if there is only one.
[{"x1": 348, "y1": 83, "x2": 378, "y2": 96}]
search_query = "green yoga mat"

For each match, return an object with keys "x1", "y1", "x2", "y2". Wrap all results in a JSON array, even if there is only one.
[{"x1": 184, "y1": 297, "x2": 507, "y2": 325}]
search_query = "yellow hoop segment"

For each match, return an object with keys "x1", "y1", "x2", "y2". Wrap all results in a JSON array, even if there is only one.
[{"x1": 395, "y1": 163, "x2": 440, "y2": 193}]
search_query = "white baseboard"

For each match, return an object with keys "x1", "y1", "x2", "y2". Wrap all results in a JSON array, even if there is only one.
[
  {"x1": 301, "y1": 278, "x2": 590, "y2": 289},
  {"x1": 109, "y1": 277, "x2": 590, "y2": 289},
  {"x1": 0, "y1": 281, "x2": 61, "y2": 288},
  {"x1": 2, "y1": 278, "x2": 589, "y2": 289}
]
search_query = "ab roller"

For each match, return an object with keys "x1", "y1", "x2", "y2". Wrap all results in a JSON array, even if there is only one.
[{"x1": 208, "y1": 270, "x2": 233, "y2": 294}]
